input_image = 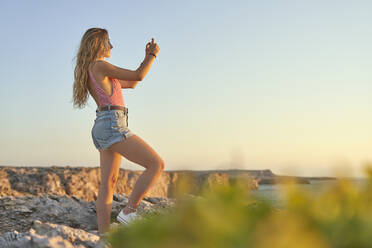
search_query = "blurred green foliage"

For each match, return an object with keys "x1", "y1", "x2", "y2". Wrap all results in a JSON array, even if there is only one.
[{"x1": 105, "y1": 162, "x2": 372, "y2": 248}]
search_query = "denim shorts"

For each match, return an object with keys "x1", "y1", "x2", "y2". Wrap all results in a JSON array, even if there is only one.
[{"x1": 91, "y1": 105, "x2": 135, "y2": 150}]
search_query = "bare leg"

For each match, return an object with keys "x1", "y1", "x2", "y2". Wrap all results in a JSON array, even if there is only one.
[
  {"x1": 96, "y1": 150, "x2": 122, "y2": 235},
  {"x1": 121, "y1": 167, "x2": 163, "y2": 214},
  {"x1": 109, "y1": 134, "x2": 165, "y2": 215}
]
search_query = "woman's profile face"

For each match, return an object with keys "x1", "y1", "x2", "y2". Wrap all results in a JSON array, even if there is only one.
[{"x1": 104, "y1": 38, "x2": 113, "y2": 58}]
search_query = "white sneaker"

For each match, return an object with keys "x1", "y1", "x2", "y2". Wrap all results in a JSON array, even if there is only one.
[{"x1": 116, "y1": 210, "x2": 140, "y2": 225}]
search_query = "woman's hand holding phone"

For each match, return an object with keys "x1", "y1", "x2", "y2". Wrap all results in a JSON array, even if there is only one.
[{"x1": 145, "y1": 38, "x2": 160, "y2": 57}]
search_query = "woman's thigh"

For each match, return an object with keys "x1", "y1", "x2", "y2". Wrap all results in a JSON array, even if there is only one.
[
  {"x1": 99, "y1": 149, "x2": 122, "y2": 186},
  {"x1": 107, "y1": 134, "x2": 164, "y2": 171}
]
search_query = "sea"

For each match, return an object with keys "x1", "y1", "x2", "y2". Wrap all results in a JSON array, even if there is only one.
[{"x1": 250, "y1": 178, "x2": 369, "y2": 209}]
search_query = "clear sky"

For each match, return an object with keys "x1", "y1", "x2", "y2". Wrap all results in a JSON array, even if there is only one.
[{"x1": 1, "y1": 1, "x2": 371, "y2": 178}]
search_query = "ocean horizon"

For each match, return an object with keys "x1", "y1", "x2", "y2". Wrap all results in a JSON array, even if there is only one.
[{"x1": 252, "y1": 178, "x2": 369, "y2": 209}]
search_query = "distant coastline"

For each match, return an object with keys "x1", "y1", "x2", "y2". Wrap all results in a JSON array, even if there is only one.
[{"x1": 163, "y1": 168, "x2": 340, "y2": 185}]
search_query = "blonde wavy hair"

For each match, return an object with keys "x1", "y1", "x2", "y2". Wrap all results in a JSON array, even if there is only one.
[{"x1": 71, "y1": 28, "x2": 110, "y2": 109}]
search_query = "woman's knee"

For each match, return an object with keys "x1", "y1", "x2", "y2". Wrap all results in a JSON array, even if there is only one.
[
  {"x1": 159, "y1": 158, "x2": 165, "y2": 170},
  {"x1": 153, "y1": 158, "x2": 165, "y2": 171},
  {"x1": 145, "y1": 157, "x2": 164, "y2": 172}
]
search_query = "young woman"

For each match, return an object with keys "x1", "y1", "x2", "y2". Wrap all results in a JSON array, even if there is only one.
[{"x1": 72, "y1": 28, "x2": 164, "y2": 235}]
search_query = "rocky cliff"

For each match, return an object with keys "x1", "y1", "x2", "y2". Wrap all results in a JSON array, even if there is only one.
[{"x1": 0, "y1": 166, "x2": 259, "y2": 202}]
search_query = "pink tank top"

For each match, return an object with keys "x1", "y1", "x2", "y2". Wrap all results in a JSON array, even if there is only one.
[{"x1": 89, "y1": 70, "x2": 125, "y2": 107}]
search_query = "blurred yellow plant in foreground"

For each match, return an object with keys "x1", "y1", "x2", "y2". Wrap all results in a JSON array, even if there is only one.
[{"x1": 105, "y1": 162, "x2": 372, "y2": 248}]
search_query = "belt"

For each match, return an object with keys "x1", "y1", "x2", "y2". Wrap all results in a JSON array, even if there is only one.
[{"x1": 96, "y1": 105, "x2": 128, "y2": 114}]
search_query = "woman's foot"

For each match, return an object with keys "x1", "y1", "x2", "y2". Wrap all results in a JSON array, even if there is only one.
[
  {"x1": 116, "y1": 209, "x2": 140, "y2": 225},
  {"x1": 116, "y1": 205, "x2": 142, "y2": 225}
]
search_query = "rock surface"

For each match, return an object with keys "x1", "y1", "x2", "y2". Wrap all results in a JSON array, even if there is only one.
[
  {"x1": 0, "y1": 166, "x2": 260, "y2": 201},
  {"x1": 0, "y1": 193, "x2": 177, "y2": 247}
]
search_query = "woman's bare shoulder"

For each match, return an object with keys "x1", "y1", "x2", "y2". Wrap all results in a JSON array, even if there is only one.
[
  {"x1": 89, "y1": 61, "x2": 109, "y2": 82},
  {"x1": 89, "y1": 60, "x2": 108, "y2": 71}
]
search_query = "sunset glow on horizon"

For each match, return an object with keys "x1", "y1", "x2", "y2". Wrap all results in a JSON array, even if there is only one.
[{"x1": 1, "y1": 1, "x2": 371, "y2": 178}]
